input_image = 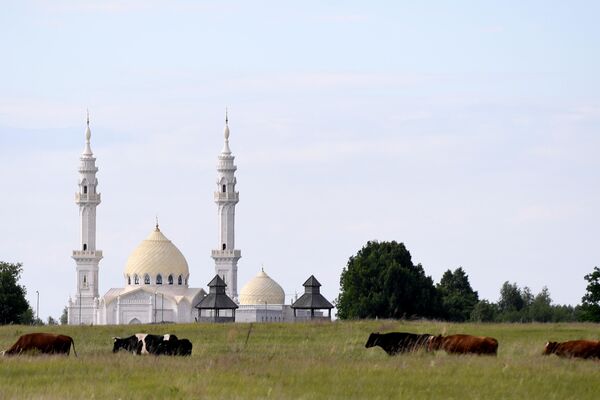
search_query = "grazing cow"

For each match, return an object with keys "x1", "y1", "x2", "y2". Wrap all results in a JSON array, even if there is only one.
[
  {"x1": 174, "y1": 339, "x2": 192, "y2": 356},
  {"x1": 135, "y1": 333, "x2": 166, "y2": 355},
  {"x1": 365, "y1": 332, "x2": 432, "y2": 355},
  {"x1": 156, "y1": 336, "x2": 192, "y2": 356},
  {"x1": 113, "y1": 335, "x2": 143, "y2": 354},
  {"x1": 114, "y1": 333, "x2": 181, "y2": 355},
  {"x1": 428, "y1": 334, "x2": 498, "y2": 355},
  {"x1": 3, "y1": 333, "x2": 77, "y2": 356},
  {"x1": 543, "y1": 340, "x2": 600, "y2": 359}
]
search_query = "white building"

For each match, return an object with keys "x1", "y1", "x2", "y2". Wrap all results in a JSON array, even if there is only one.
[
  {"x1": 67, "y1": 113, "x2": 301, "y2": 325},
  {"x1": 67, "y1": 116, "x2": 206, "y2": 325}
]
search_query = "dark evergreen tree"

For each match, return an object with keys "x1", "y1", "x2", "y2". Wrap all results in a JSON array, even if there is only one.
[
  {"x1": 336, "y1": 241, "x2": 440, "y2": 319},
  {"x1": 437, "y1": 267, "x2": 479, "y2": 321},
  {"x1": 580, "y1": 266, "x2": 600, "y2": 322},
  {"x1": 0, "y1": 262, "x2": 31, "y2": 325}
]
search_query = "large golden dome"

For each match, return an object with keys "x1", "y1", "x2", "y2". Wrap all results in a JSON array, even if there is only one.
[
  {"x1": 239, "y1": 269, "x2": 285, "y2": 305},
  {"x1": 123, "y1": 226, "x2": 189, "y2": 286}
]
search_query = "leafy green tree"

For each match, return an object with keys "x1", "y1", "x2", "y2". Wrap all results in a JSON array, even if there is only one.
[
  {"x1": 336, "y1": 241, "x2": 440, "y2": 319},
  {"x1": 470, "y1": 300, "x2": 498, "y2": 322},
  {"x1": 580, "y1": 266, "x2": 600, "y2": 322},
  {"x1": 47, "y1": 316, "x2": 58, "y2": 325},
  {"x1": 437, "y1": 267, "x2": 479, "y2": 321},
  {"x1": 0, "y1": 262, "x2": 31, "y2": 324},
  {"x1": 529, "y1": 286, "x2": 553, "y2": 322},
  {"x1": 498, "y1": 281, "x2": 525, "y2": 313},
  {"x1": 60, "y1": 306, "x2": 68, "y2": 325}
]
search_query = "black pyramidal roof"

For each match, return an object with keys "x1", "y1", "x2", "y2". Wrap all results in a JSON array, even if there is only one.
[
  {"x1": 195, "y1": 274, "x2": 238, "y2": 310},
  {"x1": 292, "y1": 275, "x2": 333, "y2": 310}
]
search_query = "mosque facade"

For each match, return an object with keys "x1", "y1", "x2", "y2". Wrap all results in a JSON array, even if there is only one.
[{"x1": 67, "y1": 115, "x2": 300, "y2": 325}]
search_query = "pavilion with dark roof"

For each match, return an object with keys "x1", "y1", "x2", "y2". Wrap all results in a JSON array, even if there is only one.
[
  {"x1": 291, "y1": 275, "x2": 334, "y2": 320},
  {"x1": 195, "y1": 275, "x2": 238, "y2": 322}
]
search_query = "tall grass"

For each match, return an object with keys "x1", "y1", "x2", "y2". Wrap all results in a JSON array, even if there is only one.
[{"x1": 1, "y1": 321, "x2": 599, "y2": 399}]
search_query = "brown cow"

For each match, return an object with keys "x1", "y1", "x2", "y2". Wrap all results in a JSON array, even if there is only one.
[
  {"x1": 428, "y1": 334, "x2": 498, "y2": 355},
  {"x1": 543, "y1": 340, "x2": 600, "y2": 359},
  {"x1": 2, "y1": 333, "x2": 77, "y2": 356}
]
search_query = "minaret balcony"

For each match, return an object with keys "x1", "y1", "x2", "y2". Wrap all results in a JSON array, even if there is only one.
[
  {"x1": 211, "y1": 249, "x2": 241, "y2": 259},
  {"x1": 72, "y1": 250, "x2": 103, "y2": 260},
  {"x1": 75, "y1": 193, "x2": 101, "y2": 204},
  {"x1": 214, "y1": 192, "x2": 239, "y2": 203}
]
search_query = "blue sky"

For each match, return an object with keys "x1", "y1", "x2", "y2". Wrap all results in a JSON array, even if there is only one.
[{"x1": 1, "y1": 1, "x2": 599, "y2": 320}]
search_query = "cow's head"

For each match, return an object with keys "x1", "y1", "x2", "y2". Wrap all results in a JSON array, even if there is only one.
[
  {"x1": 365, "y1": 332, "x2": 380, "y2": 348},
  {"x1": 543, "y1": 341, "x2": 558, "y2": 355},
  {"x1": 427, "y1": 335, "x2": 443, "y2": 351},
  {"x1": 112, "y1": 337, "x2": 131, "y2": 353}
]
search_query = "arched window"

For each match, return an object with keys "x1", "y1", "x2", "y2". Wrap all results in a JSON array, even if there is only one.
[
  {"x1": 168, "y1": 274, "x2": 173, "y2": 285},
  {"x1": 222, "y1": 243, "x2": 226, "y2": 250},
  {"x1": 83, "y1": 186, "x2": 88, "y2": 194},
  {"x1": 156, "y1": 274, "x2": 162, "y2": 285},
  {"x1": 144, "y1": 274, "x2": 150, "y2": 285},
  {"x1": 83, "y1": 275, "x2": 87, "y2": 286},
  {"x1": 134, "y1": 274, "x2": 139, "y2": 285},
  {"x1": 178, "y1": 275, "x2": 182, "y2": 285},
  {"x1": 127, "y1": 275, "x2": 131, "y2": 285},
  {"x1": 83, "y1": 243, "x2": 87, "y2": 251},
  {"x1": 222, "y1": 184, "x2": 226, "y2": 193}
]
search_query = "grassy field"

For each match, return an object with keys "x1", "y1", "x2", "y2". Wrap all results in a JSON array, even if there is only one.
[{"x1": 1, "y1": 320, "x2": 599, "y2": 399}]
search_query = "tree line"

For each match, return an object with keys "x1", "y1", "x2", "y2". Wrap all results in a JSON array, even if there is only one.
[{"x1": 336, "y1": 241, "x2": 600, "y2": 322}]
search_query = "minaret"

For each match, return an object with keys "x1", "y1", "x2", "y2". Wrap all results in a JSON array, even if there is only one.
[
  {"x1": 211, "y1": 111, "x2": 241, "y2": 300},
  {"x1": 68, "y1": 113, "x2": 102, "y2": 324}
]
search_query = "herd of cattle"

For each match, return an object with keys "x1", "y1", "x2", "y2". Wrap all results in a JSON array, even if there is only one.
[
  {"x1": 1, "y1": 332, "x2": 192, "y2": 357},
  {"x1": 365, "y1": 331, "x2": 600, "y2": 359},
  {"x1": 2, "y1": 331, "x2": 600, "y2": 359}
]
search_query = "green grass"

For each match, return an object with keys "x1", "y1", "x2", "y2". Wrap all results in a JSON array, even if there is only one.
[{"x1": 1, "y1": 321, "x2": 599, "y2": 399}]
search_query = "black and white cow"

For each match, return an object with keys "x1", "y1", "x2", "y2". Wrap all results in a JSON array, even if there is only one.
[
  {"x1": 157, "y1": 338, "x2": 193, "y2": 356},
  {"x1": 114, "y1": 333, "x2": 188, "y2": 356},
  {"x1": 113, "y1": 335, "x2": 143, "y2": 354},
  {"x1": 135, "y1": 334, "x2": 174, "y2": 355}
]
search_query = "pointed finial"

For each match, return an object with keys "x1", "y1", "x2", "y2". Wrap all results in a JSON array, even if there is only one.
[
  {"x1": 83, "y1": 110, "x2": 93, "y2": 155},
  {"x1": 155, "y1": 215, "x2": 159, "y2": 231},
  {"x1": 223, "y1": 108, "x2": 231, "y2": 142}
]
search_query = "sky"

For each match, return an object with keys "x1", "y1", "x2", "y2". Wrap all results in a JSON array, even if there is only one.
[{"x1": 1, "y1": 1, "x2": 599, "y2": 321}]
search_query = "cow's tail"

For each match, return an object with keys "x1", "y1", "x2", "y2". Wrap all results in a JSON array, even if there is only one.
[{"x1": 71, "y1": 338, "x2": 78, "y2": 357}]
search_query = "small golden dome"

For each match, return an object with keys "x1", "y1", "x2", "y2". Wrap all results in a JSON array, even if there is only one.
[{"x1": 239, "y1": 269, "x2": 285, "y2": 305}]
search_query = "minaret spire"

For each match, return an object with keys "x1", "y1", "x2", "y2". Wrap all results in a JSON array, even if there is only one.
[
  {"x1": 222, "y1": 109, "x2": 231, "y2": 154},
  {"x1": 83, "y1": 110, "x2": 93, "y2": 156}
]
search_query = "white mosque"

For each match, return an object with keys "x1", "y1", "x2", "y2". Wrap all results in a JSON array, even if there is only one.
[{"x1": 66, "y1": 114, "x2": 305, "y2": 325}]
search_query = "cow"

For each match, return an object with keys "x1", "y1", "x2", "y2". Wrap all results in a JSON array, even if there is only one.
[
  {"x1": 113, "y1": 335, "x2": 143, "y2": 354},
  {"x1": 543, "y1": 340, "x2": 600, "y2": 359},
  {"x1": 114, "y1": 333, "x2": 183, "y2": 356},
  {"x1": 174, "y1": 338, "x2": 192, "y2": 356},
  {"x1": 365, "y1": 332, "x2": 432, "y2": 355},
  {"x1": 155, "y1": 336, "x2": 192, "y2": 356},
  {"x1": 3, "y1": 333, "x2": 77, "y2": 356},
  {"x1": 428, "y1": 334, "x2": 498, "y2": 355}
]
